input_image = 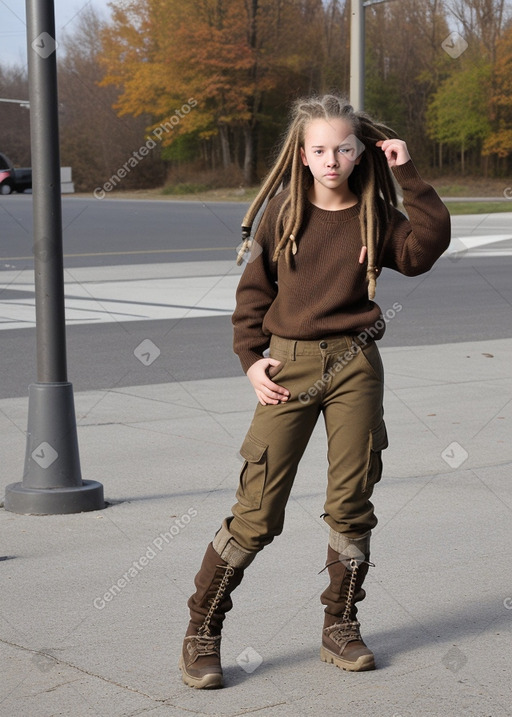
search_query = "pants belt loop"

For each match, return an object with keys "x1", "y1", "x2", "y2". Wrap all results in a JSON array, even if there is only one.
[
  {"x1": 290, "y1": 340, "x2": 297, "y2": 361},
  {"x1": 349, "y1": 334, "x2": 359, "y2": 351}
]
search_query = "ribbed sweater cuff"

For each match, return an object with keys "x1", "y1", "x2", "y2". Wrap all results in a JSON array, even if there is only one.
[
  {"x1": 391, "y1": 159, "x2": 422, "y2": 187},
  {"x1": 238, "y1": 350, "x2": 262, "y2": 374}
]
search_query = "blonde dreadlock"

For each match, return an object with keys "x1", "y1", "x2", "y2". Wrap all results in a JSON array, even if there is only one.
[{"x1": 237, "y1": 94, "x2": 399, "y2": 299}]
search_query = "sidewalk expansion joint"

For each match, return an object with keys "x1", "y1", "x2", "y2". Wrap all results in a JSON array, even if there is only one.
[{"x1": 0, "y1": 637, "x2": 164, "y2": 703}]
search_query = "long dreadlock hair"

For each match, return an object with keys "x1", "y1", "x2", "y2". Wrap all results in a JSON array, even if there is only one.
[{"x1": 237, "y1": 94, "x2": 399, "y2": 300}]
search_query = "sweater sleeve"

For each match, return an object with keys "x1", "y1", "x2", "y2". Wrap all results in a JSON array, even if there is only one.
[
  {"x1": 232, "y1": 198, "x2": 280, "y2": 372},
  {"x1": 380, "y1": 160, "x2": 451, "y2": 276}
]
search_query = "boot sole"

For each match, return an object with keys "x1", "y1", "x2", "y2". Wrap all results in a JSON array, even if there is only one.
[
  {"x1": 320, "y1": 646, "x2": 375, "y2": 672},
  {"x1": 179, "y1": 656, "x2": 224, "y2": 689}
]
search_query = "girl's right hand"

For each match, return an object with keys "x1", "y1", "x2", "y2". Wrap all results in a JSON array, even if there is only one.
[{"x1": 246, "y1": 358, "x2": 290, "y2": 406}]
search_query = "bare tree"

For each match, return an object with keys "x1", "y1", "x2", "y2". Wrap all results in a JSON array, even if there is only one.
[
  {"x1": 365, "y1": 0, "x2": 450, "y2": 167},
  {"x1": 445, "y1": 0, "x2": 511, "y2": 61},
  {"x1": 0, "y1": 65, "x2": 31, "y2": 166}
]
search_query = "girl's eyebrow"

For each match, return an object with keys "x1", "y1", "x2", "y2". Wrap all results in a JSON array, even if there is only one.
[{"x1": 310, "y1": 143, "x2": 351, "y2": 148}]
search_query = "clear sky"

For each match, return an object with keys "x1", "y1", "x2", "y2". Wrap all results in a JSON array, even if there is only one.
[{"x1": 0, "y1": 0, "x2": 108, "y2": 68}]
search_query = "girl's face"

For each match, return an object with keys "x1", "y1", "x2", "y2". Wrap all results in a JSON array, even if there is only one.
[{"x1": 300, "y1": 118, "x2": 363, "y2": 195}]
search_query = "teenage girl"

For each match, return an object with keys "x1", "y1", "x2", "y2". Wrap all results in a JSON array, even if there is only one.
[{"x1": 179, "y1": 94, "x2": 451, "y2": 689}]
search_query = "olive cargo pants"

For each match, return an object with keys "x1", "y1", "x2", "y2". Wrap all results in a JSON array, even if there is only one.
[{"x1": 228, "y1": 335, "x2": 388, "y2": 553}]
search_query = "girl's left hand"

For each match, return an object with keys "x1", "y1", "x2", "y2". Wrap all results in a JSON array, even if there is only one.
[{"x1": 376, "y1": 139, "x2": 411, "y2": 167}]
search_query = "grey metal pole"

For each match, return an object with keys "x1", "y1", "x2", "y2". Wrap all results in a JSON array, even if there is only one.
[
  {"x1": 350, "y1": 0, "x2": 365, "y2": 111},
  {"x1": 4, "y1": 0, "x2": 104, "y2": 515},
  {"x1": 28, "y1": 0, "x2": 67, "y2": 383}
]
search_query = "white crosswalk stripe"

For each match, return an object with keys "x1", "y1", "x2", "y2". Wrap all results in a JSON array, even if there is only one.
[
  {"x1": 1, "y1": 232, "x2": 511, "y2": 331},
  {"x1": 0, "y1": 261, "x2": 243, "y2": 331}
]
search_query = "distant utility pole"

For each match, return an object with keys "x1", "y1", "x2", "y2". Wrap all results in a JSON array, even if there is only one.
[{"x1": 350, "y1": 0, "x2": 395, "y2": 111}]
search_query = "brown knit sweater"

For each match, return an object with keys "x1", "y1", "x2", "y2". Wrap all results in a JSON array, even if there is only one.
[{"x1": 232, "y1": 160, "x2": 451, "y2": 372}]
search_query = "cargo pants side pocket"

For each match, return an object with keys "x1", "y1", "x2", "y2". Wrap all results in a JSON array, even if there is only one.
[
  {"x1": 363, "y1": 420, "x2": 388, "y2": 493},
  {"x1": 236, "y1": 432, "x2": 268, "y2": 510}
]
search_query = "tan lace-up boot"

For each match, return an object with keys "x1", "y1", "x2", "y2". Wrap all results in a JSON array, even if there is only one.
[
  {"x1": 179, "y1": 520, "x2": 256, "y2": 689},
  {"x1": 320, "y1": 530, "x2": 375, "y2": 672}
]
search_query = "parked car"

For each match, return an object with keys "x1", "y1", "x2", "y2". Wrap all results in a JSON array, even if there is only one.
[{"x1": 0, "y1": 152, "x2": 32, "y2": 194}]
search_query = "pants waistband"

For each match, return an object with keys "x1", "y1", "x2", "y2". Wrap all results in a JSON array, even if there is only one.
[{"x1": 270, "y1": 334, "x2": 372, "y2": 359}]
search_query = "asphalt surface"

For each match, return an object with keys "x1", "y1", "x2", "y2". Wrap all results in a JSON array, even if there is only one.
[
  {"x1": 1, "y1": 196, "x2": 511, "y2": 399},
  {"x1": 1, "y1": 256, "x2": 511, "y2": 400},
  {"x1": 1, "y1": 192, "x2": 512, "y2": 267},
  {"x1": 1, "y1": 194, "x2": 244, "y2": 267}
]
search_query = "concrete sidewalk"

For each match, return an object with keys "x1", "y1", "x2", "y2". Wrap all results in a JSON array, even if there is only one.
[{"x1": 1, "y1": 338, "x2": 511, "y2": 717}]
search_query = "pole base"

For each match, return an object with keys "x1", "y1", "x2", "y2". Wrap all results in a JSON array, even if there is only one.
[
  {"x1": 4, "y1": 381, "x2": 105, "y2": 515},
  {"x1": 4, "y1": 480, "x2": 104, "y2": 515}
]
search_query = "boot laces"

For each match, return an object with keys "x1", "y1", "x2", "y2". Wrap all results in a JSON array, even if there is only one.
[
  {"x1": 189, "y1": 634, "x2": 221, "y2": 657},
  {"x1": 328, "y1": 620, "x2": 362, "y2": 645},
  {"x1": 331, "y1": 560, "x2": 365, "y2": 645},
  {"x1": 341, "y1": 558, "x2": 360, "y2": 623},
  {"x1": 198, "y1": 565, "x2": 235, "y2": 636}
]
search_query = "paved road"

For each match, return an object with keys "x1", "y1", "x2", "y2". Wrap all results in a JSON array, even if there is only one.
[
  {"x1": 1, "y1": 194, "x2": 243, "y2": 268},
  {"x1": 1, "y1": 197, "x2": 511, "y2": 399},
  {"x1": 2, "y1": 193, "x2": 512, "y2": 269}
]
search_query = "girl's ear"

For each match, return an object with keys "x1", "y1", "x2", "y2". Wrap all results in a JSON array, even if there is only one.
[{"x1": 300, "y1": 147, "x2": 308, "y2": 166}]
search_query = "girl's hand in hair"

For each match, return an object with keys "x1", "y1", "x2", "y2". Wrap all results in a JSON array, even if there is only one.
[
  {"x1": 376, "y1": 139, "x2": 411, "y2": 168},
  {"x1": 247, "y1": 358, "x2": 290, "y2": 406}
]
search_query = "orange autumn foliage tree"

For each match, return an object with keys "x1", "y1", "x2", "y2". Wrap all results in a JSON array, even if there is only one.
[{"x1": 100, "y1": 0, "x2": 326, "y2": 185}]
